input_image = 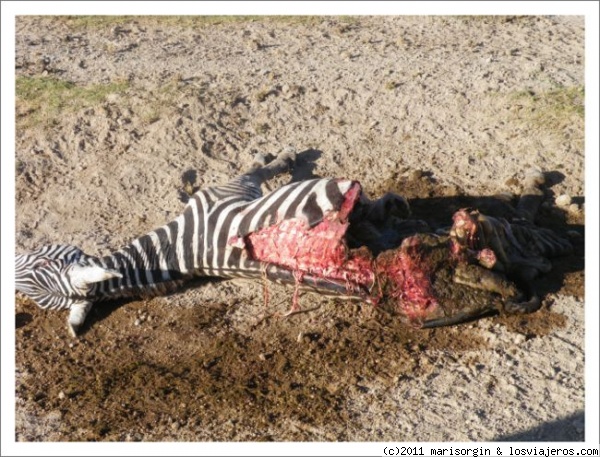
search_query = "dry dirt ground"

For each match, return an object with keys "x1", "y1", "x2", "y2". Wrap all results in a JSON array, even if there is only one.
[{"x1": 13, "y1": 16, "x2": 585, "y2": 442}]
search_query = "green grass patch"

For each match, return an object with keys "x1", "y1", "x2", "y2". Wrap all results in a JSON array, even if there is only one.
[
  {"x1": 507, "y1": 85, "x2": 584, "y2": 151},
  {"x1": 16, "y1": 76, "x2": 129, "y2": 129},
  {"x1": 514, "y1": 86, "x2": 584, "y2": 119},
  {"x1": 450, "y1": 15, "x2": 537, "y2": 24}
]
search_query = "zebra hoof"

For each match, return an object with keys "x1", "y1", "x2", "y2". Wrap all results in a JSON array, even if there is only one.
[
  {"x1": 504, "y1": 294, "x2": 541, "y2": 314},
  {"x1": 279, "y1": 146, "x2": 297, "y2": 164},
  {"x1": 68, "y1": 301, "x2": 93, "y2": 337},
  {"x1": 68, "y1": 323, "x2": 81, "y2": 338},
  {"x1": 524, "y1": 168, "x2": 545, "y2": 187},
  {"x1": 252, "y1": 153, "x2": 268, "y2": 167}
]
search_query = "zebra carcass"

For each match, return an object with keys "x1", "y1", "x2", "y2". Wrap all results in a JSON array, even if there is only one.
[{"x1": 15, "y1": 149, "x2": 572, "y2": 336}]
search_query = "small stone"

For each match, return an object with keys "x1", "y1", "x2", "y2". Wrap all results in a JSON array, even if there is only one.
[
  {"x1": 513, "y1": 333, "x2": 526, "y2": 345},
  {"x1": 555, "y1": 194, "x2": 571, "y2": 207},
  {"x1": 47, "y1": 410, "x2": 63, "y2": 421},
  {"x1": 248, "y1": 39, "x2": 262, "y2": 51},
  {"x1": 568, "y1": 203, "x2": 579, "y2": 214},
  {"x1": 134, "y1": 319, "x2": 141, "y2": 326},
  {"x1": 58, "y1": 391, "x2": 66, "y2": 400},
  {"x1": 481, "y1": 330, "x2": 497, "y2": 344},
  {"x1": 297, "y1": 332, "x2": 304, "y2": 343}
]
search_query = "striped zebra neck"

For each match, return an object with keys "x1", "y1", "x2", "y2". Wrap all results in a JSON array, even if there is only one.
[
  {"x1": 89, "y1": 220, "x2": 193, "y2": 300},
  {"x1": 86, "y1": 190, "x2": 260, "y2": 300}
]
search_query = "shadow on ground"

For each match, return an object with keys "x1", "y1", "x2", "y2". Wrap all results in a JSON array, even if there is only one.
[{"x1": 496, "y1": 411, "x2": 584, "y2": 441}]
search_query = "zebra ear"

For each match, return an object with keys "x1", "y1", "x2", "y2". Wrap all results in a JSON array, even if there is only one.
[
  {"x1": 68, "y1": 300, "x2": 93, "y2": 337},
  {"x1": 70, "y1": 265, "x2": 122, "y2": 289}
]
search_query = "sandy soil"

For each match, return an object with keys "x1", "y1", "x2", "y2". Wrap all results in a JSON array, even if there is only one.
[{"x1": 13, "y1": 16, "x2": 585, "y2": 442}]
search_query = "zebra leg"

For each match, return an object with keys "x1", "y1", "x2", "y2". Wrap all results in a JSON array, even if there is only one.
[
  {"x1": 68, "y1": 300, "x2": 94, "y2": 337},
  {"x1": 364, "y1": 192, "x2": 411, "y2": 224},
  {"x1": 214, "y1": 147, "x2": 298, "y2": 200},
  {"x1": 244, "y1": 147, "x2": 297, "y2": 186},
  {"x1": 515, "y1": 168, "x2": 545, "y2": 223}
]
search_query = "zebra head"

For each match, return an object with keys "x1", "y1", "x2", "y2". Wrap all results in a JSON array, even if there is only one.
[{"x1": 15, "y1": 244, "x2": 122, "y2": 336}]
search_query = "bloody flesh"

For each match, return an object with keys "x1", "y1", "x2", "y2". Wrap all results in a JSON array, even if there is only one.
[
  {"x1": 246, "y1": 182, "x2": 375, "y2": 288},
  {"x1": 376, "y1": 237, "x2": 439, "y2": 321},
  {"x1": 244, "y1": 181, "x2": 439, "y2": 320}
]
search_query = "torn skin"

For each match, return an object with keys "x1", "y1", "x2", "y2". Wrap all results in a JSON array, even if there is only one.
[{"x1": 242, "y1": 181, "x2": 440, "y2": 324}]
